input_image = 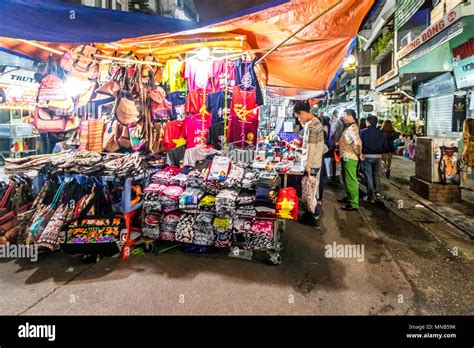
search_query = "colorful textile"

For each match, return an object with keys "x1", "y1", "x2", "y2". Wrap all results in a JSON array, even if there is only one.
[
  {"x1": 184, "y1": 57, "x2": 213, "y2": 92},
  {"x1": 343, "y1": 157, "x2": 359, "y2": 209},
  {"x1": 185, "y1": 89, "x2": 211, "y2": 115},
  {"x1": 181, "y1": 113, "x2": 212, "y2": 149},
  {"x1": 212, "y1": 59, "x2": 236, "y2": 92},
  {"x1": 208, "y1": 156, "x2": 231, "y2": 181},
  {"x1": 162, "y1": 59, "x2": 186, "y2": 92},
  {"x1": 340, "y1": 123, "x2": 362, "y2": 161},
  {"x1": 206, "y1": 91, "x2": 232, "y2": 149},
  {"x1": 166, "y1": 91, "x2": 186, "y2": 120},
  {"x1": 175, "y1": 213, "x2": 195, "y2": 243},
  {"x1": 163, "y1": 120, "x2": 186, "y2": 151}
]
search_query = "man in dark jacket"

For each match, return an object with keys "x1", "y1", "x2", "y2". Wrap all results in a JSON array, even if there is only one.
[{"x1": 360, "y1": 115, "x2": 387, "y2": 203}]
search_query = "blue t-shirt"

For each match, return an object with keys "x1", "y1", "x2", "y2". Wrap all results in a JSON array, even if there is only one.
[
  {"x1": 166, "y1": 91, "x2": 186, "y2": 120},
  {"x1": 206, "y1": 91, "x2": 232, "y2": 149}
]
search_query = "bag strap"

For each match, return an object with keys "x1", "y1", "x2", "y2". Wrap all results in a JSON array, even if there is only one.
[{"x1": 76, "y1": 184, "x2": 114, "y2": 222}]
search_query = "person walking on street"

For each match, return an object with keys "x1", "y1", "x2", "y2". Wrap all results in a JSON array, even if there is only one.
[
  {"x1": 331, "y1": 110, "x2": 344, "y2": 184},
  {"x1": 338, "y1": 109, "x2": 362, "y2": 211},
  {"x1": 294, "y1": 102, "x2": 326, "y2": 228},
  {"x1": 360, "y1": 115, "x2": 387, "y2": 203},
  {"x1": 381, "y1": 120, "x2": 400, "y2": 179}
]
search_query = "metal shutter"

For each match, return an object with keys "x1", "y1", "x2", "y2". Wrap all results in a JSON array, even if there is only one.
[{"x1": 427, "y1": 95, "x2": 454, "y2": 137}]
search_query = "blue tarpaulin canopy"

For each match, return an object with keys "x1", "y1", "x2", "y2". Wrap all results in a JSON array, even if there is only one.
[{"x1": 0, "y1": 0, "x2": 289, "y2": 43}]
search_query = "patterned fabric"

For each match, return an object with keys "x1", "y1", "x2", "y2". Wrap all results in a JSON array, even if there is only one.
[
  {"x1": 301, "y1": 170, "x2": 321, "y2": 215},
  {"x1": 175, "y1": 214, "x2": 195, "y2": 243},
  {"x1": 340, "y1": 123, "x2": 362, "y2": 161},
  {"x1": 302, "y1": 117, "x2": 324, "y2": 170},
  {"x1": 193, "y1": 213, "x2": 215, "y2": 246}
]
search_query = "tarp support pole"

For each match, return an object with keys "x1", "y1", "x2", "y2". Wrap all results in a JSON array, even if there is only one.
[{"x1": 255, "y1": 0, "x2": 342, "y2": 65}]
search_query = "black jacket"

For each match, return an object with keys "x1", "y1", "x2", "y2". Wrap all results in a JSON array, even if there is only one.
[{"x1": 360, "y1": 126, "x2": 387, "y2": 155}]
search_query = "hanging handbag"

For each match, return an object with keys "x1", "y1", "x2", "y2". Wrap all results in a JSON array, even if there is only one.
[
  {"x1": 61, "y1": 185, "x2": 126, "y2": 256},
  {"x1": 37, "y1": 55, "x2": 69, "y2": 105},
  {"x1": 115, "y1": 72, "x2": 140, "y2": 125},
  {"x1": 116, "y1": 124, "x2": 132, "y2": 148},
  {"x1": 96, "y1": 66, "x2": 124, "y2": 98},
  {"x1": 33, "y1": 107, "x2": 67, "y2": 133},
  {"x1": 103, "y1": 117, "x2": 120, "y2": 152},
  {"x1": 128, "y1": 123, "x2": 146, "y2": 151},
  {"x1": 60, "y1": 45, "x2": 100, "y2": 80},
  {"x1": 148, "y1": 70, "x2": 172, "y2": 120},
  {"x1": 78, "y1": 117, "x2": 89, "y2": 150},
  {"x1": 76, "y1": 81, "x2": 97, "y2": 108}
]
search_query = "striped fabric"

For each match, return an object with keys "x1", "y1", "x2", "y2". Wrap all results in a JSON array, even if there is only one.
[{"x1": 395, "y1": 0, "x2": 424, "y2": 31}]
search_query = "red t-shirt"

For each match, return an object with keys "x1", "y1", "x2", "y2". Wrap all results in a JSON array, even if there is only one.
[
  {"x1": 230, "y1": 86, "x2": 257, "y2": 120},
  {"x1": 227, "y1": 108, "x2": 259, "y2": 148},
  {"x1": 181, "y1": 114, "x2": 212, "y2": 149},
  {"x1": 185, "y1": 89, "x2": 211, "y2": 115},
  {"x1": 163, "y1": 120, "x2": 186, "y2": 151}
]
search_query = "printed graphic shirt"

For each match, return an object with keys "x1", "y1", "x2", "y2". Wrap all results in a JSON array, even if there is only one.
[
  {"x1": 206, "y1": 91, "x2": 232, "y2": 149},
  {"x1": 227, "y1": 108, "x2": 259, "y2": 148},
  {"x1": 339, "y1": 123, "x2": 362, "y2": 161},
  {"x1": 185, "y1": 89, "x2": 211, "y2": 115},
  {"x1": 166, "y1": 91, "x2": 186, "y2": 120},
  {"x1": 181, "y1": 114, "x2": 212, "y2": 149},
  {"x1": 235, "y1": 57, "x2": 263, "y2": 106},
  {"x1": 163, "y1": 120, "x2": 186, "y2": 151},
  {"x1": 162, "y1": 59, "x2": 186, "y2": 92},
  {"x1": 212, "y1": 59, "x2": 236, "y2": 92}
]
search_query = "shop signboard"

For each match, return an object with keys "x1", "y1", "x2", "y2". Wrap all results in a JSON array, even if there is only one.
[
  {"x1": 363, "y1": 104, "x2": 374, "y2": 112},
  {"x1": 397, "y1": 5, "x2": 461, "y2": 60},
  {"x1": 452, "y1": 38, "x2": 474, "y2": 88},
  {"x1": 376, "y1": 67, "x2": 398, "y2": 87},
  {"x1": 0, "y1": 67, "x2": 39, "y2": 89},
  {"x1": 415, "y1": 72, "x2": 456, "y2": 99}
]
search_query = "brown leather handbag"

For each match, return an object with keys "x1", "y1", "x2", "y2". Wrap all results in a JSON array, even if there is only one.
[{"x1": 115, "y1": 69, "x2": 140, "y2": 125}]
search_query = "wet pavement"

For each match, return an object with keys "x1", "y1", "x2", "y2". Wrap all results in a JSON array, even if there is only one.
[{"x1": 0, "y1": 173, "x2": 472, "y2": 315}]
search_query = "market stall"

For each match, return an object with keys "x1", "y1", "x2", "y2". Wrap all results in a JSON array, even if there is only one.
[{"x1": 0, "y1": 0, "x2": 376, "y2": 265}]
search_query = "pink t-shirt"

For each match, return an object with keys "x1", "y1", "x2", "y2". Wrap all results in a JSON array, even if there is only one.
[
  {"x1": 181, "y1": 114, "x2": 212, "y2": 149},
  {"x1": 212, "y1": 59, "x2": 236, "y2": 92},
  {"x1": 184, "y1": 58, "x2": 213, "y2": 92}
]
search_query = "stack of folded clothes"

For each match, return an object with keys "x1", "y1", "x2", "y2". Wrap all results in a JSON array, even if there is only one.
[
  {"x1": 232, "y1": 218, "x2": 253, "y2": 250},
  {"x1": 169, "y1": 173, "x2": 188, "y2": 187},
  {"x1": 179, "y1": 187, "x2": 205, "y2": 212},
  {"x1": 142, "y1": 184, "x2": 165, "y2": 239},
  {"x1": 159, "y1": 210, "x2": 182, "y2": 241},
  {"x1": 256, "y1": 170, "x2": 280, "y2": 188},
  {"x1": 159, "y1": 185, "x2": 185, "y2": 212},
  {"x1": 254, "y1": 186, "x2": 278, "y2": 218},
  {"x1": 198, "y1": 195, "x2": 216, "y2": 214},
  {"x1": 152, "y1": 166, "x2": 181, "y2": 184},
  {"x1": 192, "y1": 213, "x2": 215, "y2": 246},
  {"x1": 204, "y1": 180, "x2": 223, "y2": 195},
  {"x1": 223, "y1": 163, "x2": 246, "y2": 188},
  {"x1": 215, "y1": 188, "x2": 240, "y2": 216},
  {"x1": 187, "y1": 168, "x2": 207, "y2": 188},
  {"x1": 175, "y1": 214, "x2": 195, "y2": 244},
  {"x1": 213, "y1": 216, "x2": 233, "y2": 248},
  {"x1": 208, "y1": 156, "x2": 231, "y2": 181},
  {"x1": 235, "y1": 190, "x2": 256, "y2": 217},
  {"x1": 241, "y1": 169, "x2": 259, "y2": 189},
  {"x1": 250, "y1": 219, "x2": 274, "y2": 250}
]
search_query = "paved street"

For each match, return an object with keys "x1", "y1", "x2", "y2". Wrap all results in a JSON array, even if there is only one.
[{"x1": 1, "y1": 163, "x2": 473, "y2": 315}]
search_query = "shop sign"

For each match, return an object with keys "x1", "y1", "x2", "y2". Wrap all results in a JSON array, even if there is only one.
[
  {"x1": 5, "y1": 86, "x2": 37, "y2": 103},
  {"x1": 0, "y1": 67, "x2": 39, "y2": 88},
  {"x1": 415, "y1": 72, "x2": 456, "y2": 99},
  {"x1": 376, "y1": 68, "x2": 398, "y2": 87},
  {"x1": 397, "y1": 6, "x2": 460, "y2": 60},
  {"x1": 452, "y1": 39, "x2": 474, "y2": 89},
  {"x1": 363, "y1": 104, "x2": 374, "y2": 112}
]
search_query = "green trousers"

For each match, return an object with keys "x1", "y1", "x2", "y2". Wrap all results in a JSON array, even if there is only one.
[{"x1": 343, "y1": 158, "x2": 359, "y2": 208}]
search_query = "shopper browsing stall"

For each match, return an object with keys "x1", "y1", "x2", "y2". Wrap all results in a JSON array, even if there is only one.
[
  {"x1": 293, "y1": 102, "x2": 325, "y2": 228},
  {"x1": 338, "y1": 109, "x2": 362, "y2": 211}
]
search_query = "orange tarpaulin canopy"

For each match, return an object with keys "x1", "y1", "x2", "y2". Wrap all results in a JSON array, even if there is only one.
[{"x1": 0, "y1": 0, "x2": 375, "y2": 96}]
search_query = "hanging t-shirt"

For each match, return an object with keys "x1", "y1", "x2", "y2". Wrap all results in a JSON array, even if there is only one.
[
  {"x1": 162, "y1": 59, "x2": 186, "y2": 92},
  {"x1": 181, "y1": 114, "x2": 212, "y2": 149},
  {"x1": 184, "y1": 57, "x2": 213, "y2": 92},
  {"x1": 227, "y1": 108, "x2": 259, "y2": 148},
  {"x1": 230, "y1": 86, "x2": 257, "y2": 120},
  {"x1": 185, "y1": 89, "x2": 211, "y2": 115},
  {"x1": 206, "y1": 91, "x2": 232, "y2": 149},
  {"x1": 166, "y1": 91, "x2": 186, "y2": 120},
  {"x1": 163, "y1": 120, "x2": 186, "y2": 151},
  {"x1": 235, "y1": 57, "x2": 263, "y2": 106},
  {"x1": 212, "y1": 59, "x2": 236, "y2": 92}
]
